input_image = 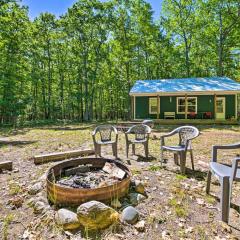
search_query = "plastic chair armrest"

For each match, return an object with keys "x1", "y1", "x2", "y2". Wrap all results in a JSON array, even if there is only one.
[{"x1": 212, "y1": 143, "x2": 240, "y2": 162}]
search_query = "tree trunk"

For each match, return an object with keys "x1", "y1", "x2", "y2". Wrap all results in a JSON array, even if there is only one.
[{"x1": 218, "y1": 10, "x2": 224, "y2": 76}]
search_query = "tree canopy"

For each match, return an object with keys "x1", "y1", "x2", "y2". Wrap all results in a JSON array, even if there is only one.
[{"x1": 0, "y1": 0, "x2": 239, "y2": 124}]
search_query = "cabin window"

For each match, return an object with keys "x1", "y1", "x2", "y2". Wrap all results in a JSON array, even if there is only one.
[
  {"x1": 177, "y1": 97, "x2": 197, "y2": 114},
  {"x1": 149, "y1": 98, "x2": 158, "y2": 114}
]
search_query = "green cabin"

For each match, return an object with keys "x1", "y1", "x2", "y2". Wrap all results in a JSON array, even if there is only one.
[{"x1": 129, "y1": 77, "x2": 240, "y2": 121}]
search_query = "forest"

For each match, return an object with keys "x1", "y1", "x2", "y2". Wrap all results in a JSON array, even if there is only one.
[{"x1": 0, "y1": 0, "x2": 240, "y2": 125}]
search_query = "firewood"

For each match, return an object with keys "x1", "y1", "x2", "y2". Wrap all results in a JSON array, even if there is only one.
[
  {"x1": 64, "y1": 165, "x2": 91, "y2": 176},
  {"x1": 103, "y1": 162, "x2": 126, "y2": 180},
  {"x1": 33, "y1": 149, "x2": 95, "y2": 165}
]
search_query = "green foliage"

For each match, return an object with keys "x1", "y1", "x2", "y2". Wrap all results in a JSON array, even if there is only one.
[
  {"x1": 2, "y1": 214, "x2": 14, "y2": 240},
  {"x1": 148, "y1": 165, "x2": 162, "y2": 171},
  {"x1": 0, "y1": 0, "x2": 239, "y2": 125}
]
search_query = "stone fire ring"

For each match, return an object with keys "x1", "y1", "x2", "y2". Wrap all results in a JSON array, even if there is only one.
[{"x1": 46, "y1": 157, "x2": 131, "y2": 206}]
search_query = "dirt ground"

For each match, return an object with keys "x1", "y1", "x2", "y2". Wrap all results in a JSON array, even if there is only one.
[{"x1": 1, "y1": 123, "x2": 240, "y2": 240}]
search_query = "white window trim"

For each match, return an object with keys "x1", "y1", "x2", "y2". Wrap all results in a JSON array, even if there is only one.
[
  {"x1": 149, "y1": 97, "x2": 158, "y2": 114},
  {"x1": 177, "y1": 97, "x2": 198, "y2": 114}
]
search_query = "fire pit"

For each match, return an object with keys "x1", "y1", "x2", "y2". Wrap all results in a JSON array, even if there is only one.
[{"x1": 46, "y1": 157, "x2": 131, "y2": 206}]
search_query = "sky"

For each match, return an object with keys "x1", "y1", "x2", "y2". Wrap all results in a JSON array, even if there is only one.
[{"x1": 21, "y1": 0, "x2": 163, "y2": 20}]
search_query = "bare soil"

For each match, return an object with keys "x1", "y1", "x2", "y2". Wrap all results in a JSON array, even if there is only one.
[{"x1": 1, "y1": 123, "x2": 240, "y2": 240}]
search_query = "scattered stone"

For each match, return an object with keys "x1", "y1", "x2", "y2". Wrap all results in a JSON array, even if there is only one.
[
  {"x1": 28, "y1": 182, "x2": 43, "y2": 195},
  {"x1": 129, "y1": 193, "x2": 146, "y2": 206},
  {"x1": 178, "y1": 222, "x2": 184, "y2": 228},
  {"x1": 162, "y1": 230, "x2": 171, "y2": 239},
  {"x1": 152, "y1": 187, "x2": 157, "y2": 191},
  {"x1": 111, "y1": 198, "x2": 122, "y2": 209},
  {"x1": 55, "y1": 208, "x2": 80, "y2": 230},
  {"x1": 134, "y1": 180, "x2": 145, "y2": 194},
  {"x1": 137, "y1": 193, "x2": 146, "y2": 203},
  {"x1": 134, "y1": 220, "x2": 145, "y2": 232},
  {"x1": 230, "y1": 208, "x2": 239, "y2": 218},
  {"x1": 22, "y1": 230, "x2": 32, "y2": 239},
  {"x1": 77, "y1": 200, "x2": 119, "y2": 230},
  {"x1": 33, "y1": 201, "x2": 47, "y2": 214},
  {"x1": 185, "y1": 226, "x2": 193, "y2": 234},
  {"x1": 27, "y1": 195, "x2": 48, "y2": 208},
  {"x1": 121, "y1": 206, "x2": 139, "y2": 224},
  {"x1": 179, "y1": 218, "x2": 186, "y2": 223},
  {"x1": 196, "y1": 198, "x2": 205, "y2": 206}
]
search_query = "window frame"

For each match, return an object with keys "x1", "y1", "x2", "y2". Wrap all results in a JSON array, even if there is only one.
[
  {"x1": 176, "y1": 97, "x2": 197, "y2": 114},
  {"x1": 149, "y1": 97, "x2": 158, "y2": 114}
]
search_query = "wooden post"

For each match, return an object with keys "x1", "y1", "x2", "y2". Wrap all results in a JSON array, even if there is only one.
[
  {"x1": 131, "y1": 96, "x2": 134, "y2": 120},
  {"x1": 214, "y1": 94, "x2": 217, "y2": 120},
  {"x1": 185, "y1": 94, "x2": 188, "y2": 119},
  {"x1": 157, "y1": 95, "x2": 160, "y2": 119}
]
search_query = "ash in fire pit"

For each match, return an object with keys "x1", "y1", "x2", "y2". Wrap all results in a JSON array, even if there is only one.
[{"x1": 57, "y1": 162, "x2": 126, "y2": 189}]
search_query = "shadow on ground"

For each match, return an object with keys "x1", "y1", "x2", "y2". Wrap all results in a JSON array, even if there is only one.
[{"x1": 0, "y1": 140, "x2": 37, "y2": 147}]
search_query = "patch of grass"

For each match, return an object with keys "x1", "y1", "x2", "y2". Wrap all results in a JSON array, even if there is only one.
[
  {"x1": 177, "y1": 229, "x2": 186, "y2": 238},
  {"x1": 2, "y1": 214, "x2": 14, "y2": 240},
  {"x1": 147, "y1": 212, "x2": 166, "y2": 225},
  {"x1": 196, "y1": 225, "x2": 208, "y2": 240},
  {"x1": 148, "y1": 165, "x2": 162, "y2": 171},
  {"x1": 8, "y1": 182, "x2": 22, "y2": 196},
  {"x1": 176, "y1": 174, "x2": 187, "y2": 180},
  {"x1": 208, "y1": 212, "x2": 215, "y2": 219},
  {"x1": 204, "y1": 195, "x2": 216, "y2": 205},
  {"x1": 131, "y1": 169, "x2": 141, "y2": 175},
  {"x1": 168, "y1": 197, "x2": 188, "y2": 217},
  {"x1": 168, "y1": 198, "x2": 178, "y2": 206},
  {"x1": 175, "y1": 206, "x2": 188, "y2": 218}
]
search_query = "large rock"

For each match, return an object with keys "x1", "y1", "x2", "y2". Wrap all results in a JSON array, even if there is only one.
[
  {"x1": 55, "y1": 208, "x2": 80, "y2": 230},
  {"x1": 121, "y1": 206, "x2": 139, "y2": 224},
  {"x1": 77, "y1": 201, "x2": 119, "y2": 230}
]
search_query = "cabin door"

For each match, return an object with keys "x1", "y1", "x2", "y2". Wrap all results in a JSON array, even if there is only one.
[{"x1": 216, "y1": 97, "x2": 225, "y2": 119}]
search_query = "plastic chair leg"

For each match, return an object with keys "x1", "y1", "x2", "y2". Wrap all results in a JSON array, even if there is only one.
[
  {"x1": 132, "y1": 144, "x2": 135, "y2": 155},
  {"x1": 190, "y1": 149, "x2": 194, "y2": 170},
  {"x1": 179, "y1": 151, "x2": 186, "y2": 174},
  {"x1": 220, "y1": 176, "x2": 230, "y2": 223},
  {"x1": 174, "y1": 153, "x2": 179, "y2": 165},
  {"x1": 144, "y1": 143, "x2": 148, "y2": 159}
]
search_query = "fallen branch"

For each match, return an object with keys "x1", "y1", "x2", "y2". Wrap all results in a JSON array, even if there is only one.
[{"x1": 33, "y1": 149, "x2": 95, "y2": 165}]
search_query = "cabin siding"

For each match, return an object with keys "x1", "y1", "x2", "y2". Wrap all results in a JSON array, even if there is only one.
[
  {"x1": 135, "y1": 94, "x2": 236, "y2": 119},
  {"x1": 225, "y1": 95, "x2": 235, "y2": 118}
]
